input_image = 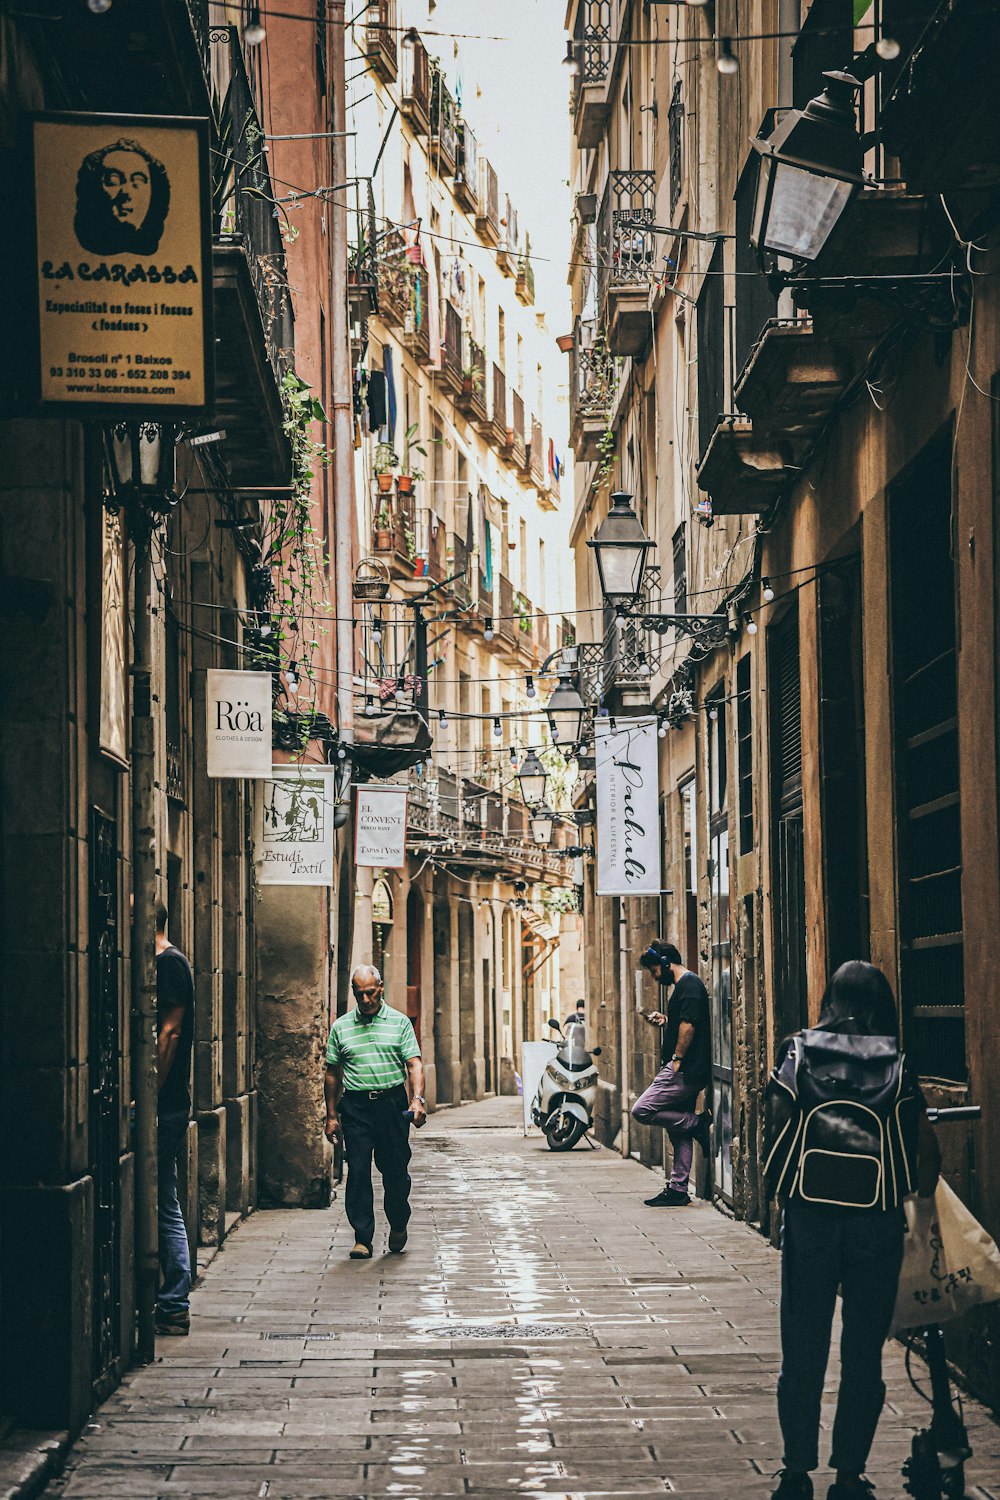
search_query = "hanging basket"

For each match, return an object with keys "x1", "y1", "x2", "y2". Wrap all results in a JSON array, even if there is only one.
[{"x1": 353, "y1": 556, "x2": 391, "y2": 602}]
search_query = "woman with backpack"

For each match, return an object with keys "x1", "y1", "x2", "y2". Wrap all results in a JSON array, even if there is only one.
[{"x1": 766, "y1": 961, "x2": 941, "y2": 1500}]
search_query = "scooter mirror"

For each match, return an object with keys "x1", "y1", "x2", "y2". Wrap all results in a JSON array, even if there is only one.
[{"x1": 546, "y1": 1018, "x2": 563, "y2": 1032}]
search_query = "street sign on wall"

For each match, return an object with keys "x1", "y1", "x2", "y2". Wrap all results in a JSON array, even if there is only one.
[
  {"x1": 355, "y1": 785, "x2": 409, "y2": 869},
  {"x1": 30, "y1": 112, "x2": 213, "y2": 417},
  {"x1": 256, "y1": 765, "x2": 336, "y2": 885},
  {"x1": 595, "y1": 716, "x2": 661, "y2": 897},
  {"x1": 205, "y1": 670, "x2": 272, "y2": 779}
]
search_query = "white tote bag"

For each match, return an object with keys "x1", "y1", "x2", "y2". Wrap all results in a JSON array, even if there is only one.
[{"x1": 893, "y1": 1180, "x2": 1000, "y2": 1332}]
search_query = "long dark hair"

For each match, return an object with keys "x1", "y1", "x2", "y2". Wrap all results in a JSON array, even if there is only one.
[{"x1": 818, "y1": 960, "x2": 898, "y2": 1039}]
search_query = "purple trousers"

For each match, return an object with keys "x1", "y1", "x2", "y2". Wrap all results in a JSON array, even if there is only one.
[{"x1": 632, "y1": 1064, "x2": 700, "y2": 1192}]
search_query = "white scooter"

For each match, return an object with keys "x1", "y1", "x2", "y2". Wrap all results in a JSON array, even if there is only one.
[{"x1": 531, "y1": 1018, "x2": 602, "y2": 1151}]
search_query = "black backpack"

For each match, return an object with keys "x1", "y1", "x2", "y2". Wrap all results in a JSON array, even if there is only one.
[{"x1": 763, "y1": 1029, "x2": 920, "y2": 1210}]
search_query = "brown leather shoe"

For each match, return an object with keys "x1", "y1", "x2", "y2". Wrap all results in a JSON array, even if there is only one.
[
  {"x1": 349, "y1": 1241, "x2": 373, "y2": 1260},
  {"x1": 388, "y1": 1228, "x2": 408, "y2": 1253}
]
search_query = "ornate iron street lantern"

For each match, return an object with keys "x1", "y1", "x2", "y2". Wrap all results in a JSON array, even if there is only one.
[
  {"x1": 517, "y1": 748, "x2": 548, "y2": 807},
  {"x1": 587, "y1": 491, "x2": 654, "y2": 610},
  {"x1": 530, "y1": 804, "x2": 555, "y2": 846}
]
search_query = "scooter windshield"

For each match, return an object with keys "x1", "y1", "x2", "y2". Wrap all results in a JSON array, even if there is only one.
[{"x1": 555, "y1": 1032, "x2": 592, "y2": 1071}]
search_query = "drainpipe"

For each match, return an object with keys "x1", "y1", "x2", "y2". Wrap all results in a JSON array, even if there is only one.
[
  {"x1": 131, "y1": 531, "x2": 159, "y2": 1363},
  {"x1": 619, "y1": 900, "x2": 631, "y2": 1158}
]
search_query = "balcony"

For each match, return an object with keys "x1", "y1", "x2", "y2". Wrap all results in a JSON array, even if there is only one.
[
  {"x1": 430, "y1": 66, "x2": 459, "y2": 176},
  {"x1": 448, "y1": 531, "x2": 473, "y2": 607},
  {"x1": 401, "y1": 265, "x2": 432, "y2": 365},
  {"x1": 475, "y1": 158, "x2": 502, "y2": 247},
  {"x1": 400, "y1": 28, "x2": 431, "y2": 136},
  {"x1": 570, "y1": 318, "x2": 615, "y2": 461},
  {"x1": 515, "y1": 242, "x2": 536, "y2": 306},
  {"x1": 372, "y1": 488, "x2": 418, "y2": 578},
  {"x1": 365, "y1": 0, "x2": 398, "y2": 83},
  {"x1": 734, "y1": 318, "x2": 850, "y2": 458},
  {"x1": 880, "y1": 0, "x2": 1000, "y2": 194},
  {"x1": 509, "y1": 389, "x2": 528, "y2": 469},
  {"x1": 528, "y1": 417, "x2": 545, "y2": 487},
  {"x1": 478, "y1": 577, "x2": 494, "y2": 624},
  {"x1": 441, "y1": 300, "x2": 464, "y2": 397},
  {"x1": 497, "y1": 198, "x2": 519, "y2": 277},
  {"x1": 498, "y1": 575, "x2": 517, "y2": 646},
  {"x1": 211, "y1": 26, "x2": 293, "y2": 487},
  {"x1": 514, "y1": 591, "x2": 534, "y2": 654},
  {"x1": 348, "y1": 179, "x2": 379, "y2": 325},
  {"x1": 454, "y1": 119, "x2": 480, "y2": 212},
  {"x1": 695, "y1": 416, "x2": 795, "y2": 516},
  {"x1": 540, "y1": 465, "x2": 560, "y2": 514},
  {"x1": 487, "y1": 363, "x2": 508, "y2": 451},
  {"x1": 572, "y1": 0, "x2": 613, "y2": 150},
  {"x1": 415, "y1": 508, "x2": 446, "y2": 584},
  {"x1": 376, "y1": 225, "x2": 410, "y2": 328},
  {"x1": 597, "y1": 170, "x2": 656, "y2": 358},
  {"x1": 456, "y1": 337, "x2": 488, "y2": 422}
]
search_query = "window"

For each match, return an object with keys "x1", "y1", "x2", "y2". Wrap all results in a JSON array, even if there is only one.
[
  {"x1": 769, "y1": 605, "x2": 807, "y2": 1035},
  {"x1": 737, "y1": 653, "x2": 753, "y2": 854},
  {"x1": 498, "y1": 306, "x2": 506, "y2": 367},
  {"x1": 679, "y1": 778, "x2": 697, "y2": 972},
  {"x1": 668, "y1": 78, "x2": 683, "y2": 215},
  {"x1": 672, "y1": 523, "x2": 687, "y2": 616},
  {"x1": 696, "y1": 240, "x2": 725, "y2": 462}
]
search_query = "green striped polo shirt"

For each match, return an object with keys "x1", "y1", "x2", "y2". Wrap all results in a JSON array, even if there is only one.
[{"x1": 325, "y1": 1002, "x2": 420, "y2": 1090}]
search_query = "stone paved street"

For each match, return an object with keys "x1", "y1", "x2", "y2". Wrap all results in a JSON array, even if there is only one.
[{"x1": 46, "y1": 1099, "x2": 1000, "y2": 1499}]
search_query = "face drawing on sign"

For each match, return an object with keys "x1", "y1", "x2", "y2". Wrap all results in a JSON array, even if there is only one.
[
  {"x1": 74, "y1": 139, "x2": 171, "y2": 256},
  {"x1": 264, "y1": 779, "x2": 325, "y2": 844}
]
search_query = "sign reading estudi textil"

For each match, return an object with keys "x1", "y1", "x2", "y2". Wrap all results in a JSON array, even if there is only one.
[
  {"x1": 206, "y1": 669, "x2": 272, "y2": 779},
  {"x1": 256, "y1": 765, "x2": 336, "y2": 886},
  {"x1": 31, "y1": 112, "x2": 212, "y2": 417},
  {"x1": 355, "y1": 785, "x2": 409, "y2": 870},
  {"x1": 595, "y1": 716, "x2": 660, "y2": 897}
]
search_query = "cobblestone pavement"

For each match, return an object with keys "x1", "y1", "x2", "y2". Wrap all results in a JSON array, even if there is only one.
[{"x1": 48, "y1": 1098, "x2": 1000, "y2": 1499}]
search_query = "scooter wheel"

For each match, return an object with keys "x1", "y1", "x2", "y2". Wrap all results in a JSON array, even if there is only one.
[
  {"x1": 545, "y1": 1118, "x2": 587, "y2": 1151},
  {"x1": 941, "y1": 1462, "x2": 965, "y2": 1500}
]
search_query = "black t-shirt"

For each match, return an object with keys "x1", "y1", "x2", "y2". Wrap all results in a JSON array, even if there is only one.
[
  {"x1": 157, "y1": 944, "x2": 194, "y2": 1118},
  {"x1": 661, "y1": 972, "x2": 712, "y2": 1091}
]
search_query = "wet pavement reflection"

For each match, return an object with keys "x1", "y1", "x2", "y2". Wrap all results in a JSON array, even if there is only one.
[{"x1": 45, "y1": 1098, "x2": 1000, "y2": 1499}]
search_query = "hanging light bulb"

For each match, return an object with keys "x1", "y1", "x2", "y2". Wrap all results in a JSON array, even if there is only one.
[
  {"x1": 658, "y1": 720, "x2": 668, "y2": 739},
  {"x1": 365, "y1": 694, "x2": 380, "y2": 717},
  {"x1": 258, "y1": 622, "x2": 272, "y2": 639},
  {"x1": 526, "y1": 674, "x2": 536, "y2": 698},
  {"x1": 762, "y1": 577, "x2": 775, "y2": 603},
  {"x1": 708, "y1": 705, "x2": 719, "y2": 722},
  {"x1": 484, "y1": 615, "x2": 494, "y2": 642},
  {"x1": 716, "y1": 37, "x2": 739, "y2": 75},
  {"x1": 244, "y1": 5, "x2": 266, "y2": 44},
  {"x1": 493, "y1": 716, "x2": 502, "y2": 739},
  {"x1": 438, "y1": 707, "x2": 448, "y2": 726},
  {"x1": 337, "y1": 745, "x2": 347, "y2": 760},
  {"x1": 876, "y1": 35, "x2": 900, "y2": 60},
  {"x1": 285, "y1": 662, "x2": 299, "y2": 694},
  {"x1": 87, "y1": 0, "x2": 112, "y2": 12},
  {"x1": 509, "y1": 745, "x2": 517, "y2": 766},
  {"x1": 638, "y1": 652, "x2": 651, "y2": 679},
  {"x1": 746, "y1": 616, "x2": 758, "y2": 636}
]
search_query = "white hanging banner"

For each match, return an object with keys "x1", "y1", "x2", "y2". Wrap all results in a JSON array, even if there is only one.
[
  {"x1": 355, "y1": 785, "x2": 409, "y2": 869},
  {"x1": 595, "y1": 716, "x2": 660, "y2": 896},
  {"x1": 206, "y1": 669, "x2": 272, "y2": 779},
  {"x1": 256, "y1": 765, "x2": 336, "y2": 885}
]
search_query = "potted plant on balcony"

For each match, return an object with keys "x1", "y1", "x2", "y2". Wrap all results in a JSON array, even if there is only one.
[
  {"x1": 397, "y1": 423, "x2": 427, "y2": 493},
  {"x1": 374, "y1": 505, "x2": 393, "y2": 550},
  {"x1": 374, "y1": 440, "x2": 398, "y2": 493}
]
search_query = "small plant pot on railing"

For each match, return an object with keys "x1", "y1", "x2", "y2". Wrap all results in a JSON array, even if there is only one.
[
  {"x1": 374, "y1": 527, "x2": 394, "y2": 551},
  {"x1": 396, "y1": 474, "x2": 415, "y2": 495},
  {"x1": 376, "y1": 472, "x2": 395, "y2": 494}
]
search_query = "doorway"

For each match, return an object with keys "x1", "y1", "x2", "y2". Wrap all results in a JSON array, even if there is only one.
[
  {"x1": 89, "y1": 807, "x2": 121, "y2": 1400},
  {"x1": 707, "y1": 689, "x2": 733, "y2": 1201},
  {"x1": 770, "y1": 604, "x2": 807, "y2": 1037},
  {"x1": 406, "y1": 888, "x2": 423, "y2": 1048}
]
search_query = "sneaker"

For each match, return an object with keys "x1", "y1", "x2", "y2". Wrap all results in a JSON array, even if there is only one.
[
  {"x1": 771, "y1": 1472, "x2": 813, "y2": 1500},
  {"x1": 827, "y1": 1478, "x2": 875, "y2": 1500},
  {"x1": 693, "y1": 1109, "x2": 713, "y2": 1156},
  {"x1": 644, "y1": 1187, "x2": 690, "y2": 1208},
  {"x1": 349, "y1": 1241, "x2": 373, "y2": 1260},
  {"x1": 155, "y1": 1309, "x2": 190, "y2": 1337},
  {"x1": 388, "y1": 1228, "x2": 408, "y2": 1253}
]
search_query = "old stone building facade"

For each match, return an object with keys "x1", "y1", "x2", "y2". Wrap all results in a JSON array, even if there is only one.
[{"x1": 566, "y1": 0, "x2": 1000, "y2": 1403}]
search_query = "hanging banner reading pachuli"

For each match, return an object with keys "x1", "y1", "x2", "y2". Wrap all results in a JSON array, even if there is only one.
[
  {"x1": 595, "y1": 716, "x2": 660, "y2": 897},
  {"x1": 206, "y1": 669, "x2": 272, "y2": 779},
  {"x1": 30, "y1": 112, "x2": 213, "y2": 417},
  {"x1": 256, "y1": 766, "x2": 336, "y2": 885},
  {"x1": 355, "y1": 785, "x2": 409, "y2": 870}
]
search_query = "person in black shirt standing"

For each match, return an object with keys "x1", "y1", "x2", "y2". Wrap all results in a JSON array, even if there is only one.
[
  {"x1": 155, "y1": 902, "x2": 194, "y2": 1335},
  {"x1": 633, "y1": 941, "x2": 713, "y2": 1207}
]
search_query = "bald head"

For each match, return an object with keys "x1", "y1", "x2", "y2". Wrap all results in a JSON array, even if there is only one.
[{"x1": 351, "y1": 964, "x2": 384, "y2": 1017}]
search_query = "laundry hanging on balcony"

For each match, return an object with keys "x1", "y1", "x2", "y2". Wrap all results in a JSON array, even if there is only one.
[{"x1": 383, "y1": 345, "x2": 397, "y2": 441}]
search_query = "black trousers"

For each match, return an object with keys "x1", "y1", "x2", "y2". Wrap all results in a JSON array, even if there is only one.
[{"x1": 340, "y1": 1085, "x2": 412, "y2": 1246}]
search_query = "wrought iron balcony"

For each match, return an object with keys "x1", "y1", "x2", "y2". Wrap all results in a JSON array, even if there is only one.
[
  {"x1": 514, "y1": 591, "x2": 534, "y2": 649},
  {"x1": 597, "y1": 169, "x2": 656, "y2": 357},
  {"x1": 572, "y1": 0, "x2": 613, "y2": 150},
  {"x1": 375, "y1": 225, "x2": 411, "y2": 328},
  {"x1": 366, "y1": 0, "x2": 398, "y2": 83},
  {"x1": 528, "y1": 417, "x2": 545, "y2": 487},
  {"x1": 509, "y1": 390, "x2": 528, "y2": 469},
  {"x1": 401, "y1": 264, "x2": 432, "y2": 365},
  {"x1": 415, "y1": 508, "x2": 446, "y2": 584},
  {"x1": 430, "y1": 67, "x2": 458, "y2": 176},
  {"x1": 372, "y1": 488, "x2": 418, "y2": 578},
  {"x1": 516, "y1": 240, "x2": 536, "y2": 306},
  {"x1": 455, "y1": 120, "x2": 480, "y2": 212},
  {"x1": 570, "y1": 317, "x2": 616, "y2": 461},
  {"x1": 475, "y1": 158, "x2": 501, "y2": 247},
  {"x1": 488, "y1": 363, "x2": 508, "y2": 451},
  {"x1": 348, "y1": 178, "x2": 379, "y2": 323},
  {"x1": 456, "y1": 338, "x2": 488, "y2": 422},
  {"x1": 211, "y1": 25, "x2": 294, "y2": 485},
  {"x1": 448, "y1": 531, "x2": 473, "y2": 607},
  {"x1": 695, "y1": 416, "x2": 794, "y2": 516},
  {"x1": 734, "y1": 317, "x2": 850, "y2": 462},
  {"x1": 498, "y1": 575, "x2": 517, "y2": 645},
  {"x1": 442, "y1": 300, "x2": 464, "y2": 395},
  {"x1": 400, "y1": 28, "x2": 431, "y2": 135}
]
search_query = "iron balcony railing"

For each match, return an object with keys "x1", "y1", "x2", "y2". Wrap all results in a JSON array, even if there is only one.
[
  {"x1": 211, "y1": 26, "x2": 294, "y2": 388},
  {"x1": 449, "y1": 530, "x2": 472, "y2": 606},
  {"x1": 456, "y1": 336, "x2": 487, "y2": 421},
  {"x1": 430, "y1": 66, "x2": 458, "y2": 174},
  {"x1": 573, "y1": 0, "x2": 612, "y2": 96},
  {"x1": 455, "y1": 118, "x2": 479, "y2": 208},
  {"x1": 443, "y1": 300, "x2": 464, "y2": 382},
  {"x1": 596, "y1": 169, "x2": 657, "y2": 318},
  {"x1": 400, "y1": 28, "x2": 431, "y2": 133},
  {"x1": 571, "y1": 317, "x2": 616, "y2": 424},
  {"x1": 416, "y1": 509, "x2": 446, "y2": 582},
  {"x1": 476, "y1": 157, "x2": 500, "y2": 243},
  {"x1": 498, "y1": 575, "x2": 517, "y2": 644},
  {"x1": 375, "y1": 224, "x2": 411, "y2": 327},
  {"x1": 510, "y1": 388, "x2": 527, "y2": 465},
  {"x1": 366, "y1": 0, "x2": 398, "y2": 81},
  {"x1": 490, "y1": 361, "x2": 507, "y2": 443},
  {"x1": 529, "y1": 417, "x2": 545, "y2": 485}
]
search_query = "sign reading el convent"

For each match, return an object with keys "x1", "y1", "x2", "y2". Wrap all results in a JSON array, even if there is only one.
[{"x1": 32, "y1": 113, "x2": 212, "y2": 416}]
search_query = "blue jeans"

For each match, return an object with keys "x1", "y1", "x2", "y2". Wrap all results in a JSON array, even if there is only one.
[
  {"x1": 778, "y1": 1199, "x2": 904, "y2": 1474},
  {"x1": 157, "y1": 1113, "x2": 192, "y2": 1315}
]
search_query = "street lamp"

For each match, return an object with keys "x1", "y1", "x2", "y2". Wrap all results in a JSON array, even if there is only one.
[
  {"x1": 587, "y1": 491, "x2": 654, "y2": 611},
  {"x1": 104, "y1": 422, "x2": 179, "y2": 519},
  {"x1": 530, "y1": 804, "x2": 555, "y2": 846},
  {"x1": 750, "y1": 70, "x2": 869, "y2": 265},
  {"x1": 545, "y1": 660, "x2": 586, "y2": 749},
  {"x1": 517, "y1": 748, "x2": 548, "y2": 807}
]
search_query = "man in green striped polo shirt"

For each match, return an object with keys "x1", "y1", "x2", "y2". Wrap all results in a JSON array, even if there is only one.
[{"x1": 323, "y1": 964, "x2": 425, "y2": 1259}]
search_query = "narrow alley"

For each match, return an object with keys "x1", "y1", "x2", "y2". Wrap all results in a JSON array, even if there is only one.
[{"x1": 44, "y1": 1101, "x2": 1000, "y2": 1500}]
